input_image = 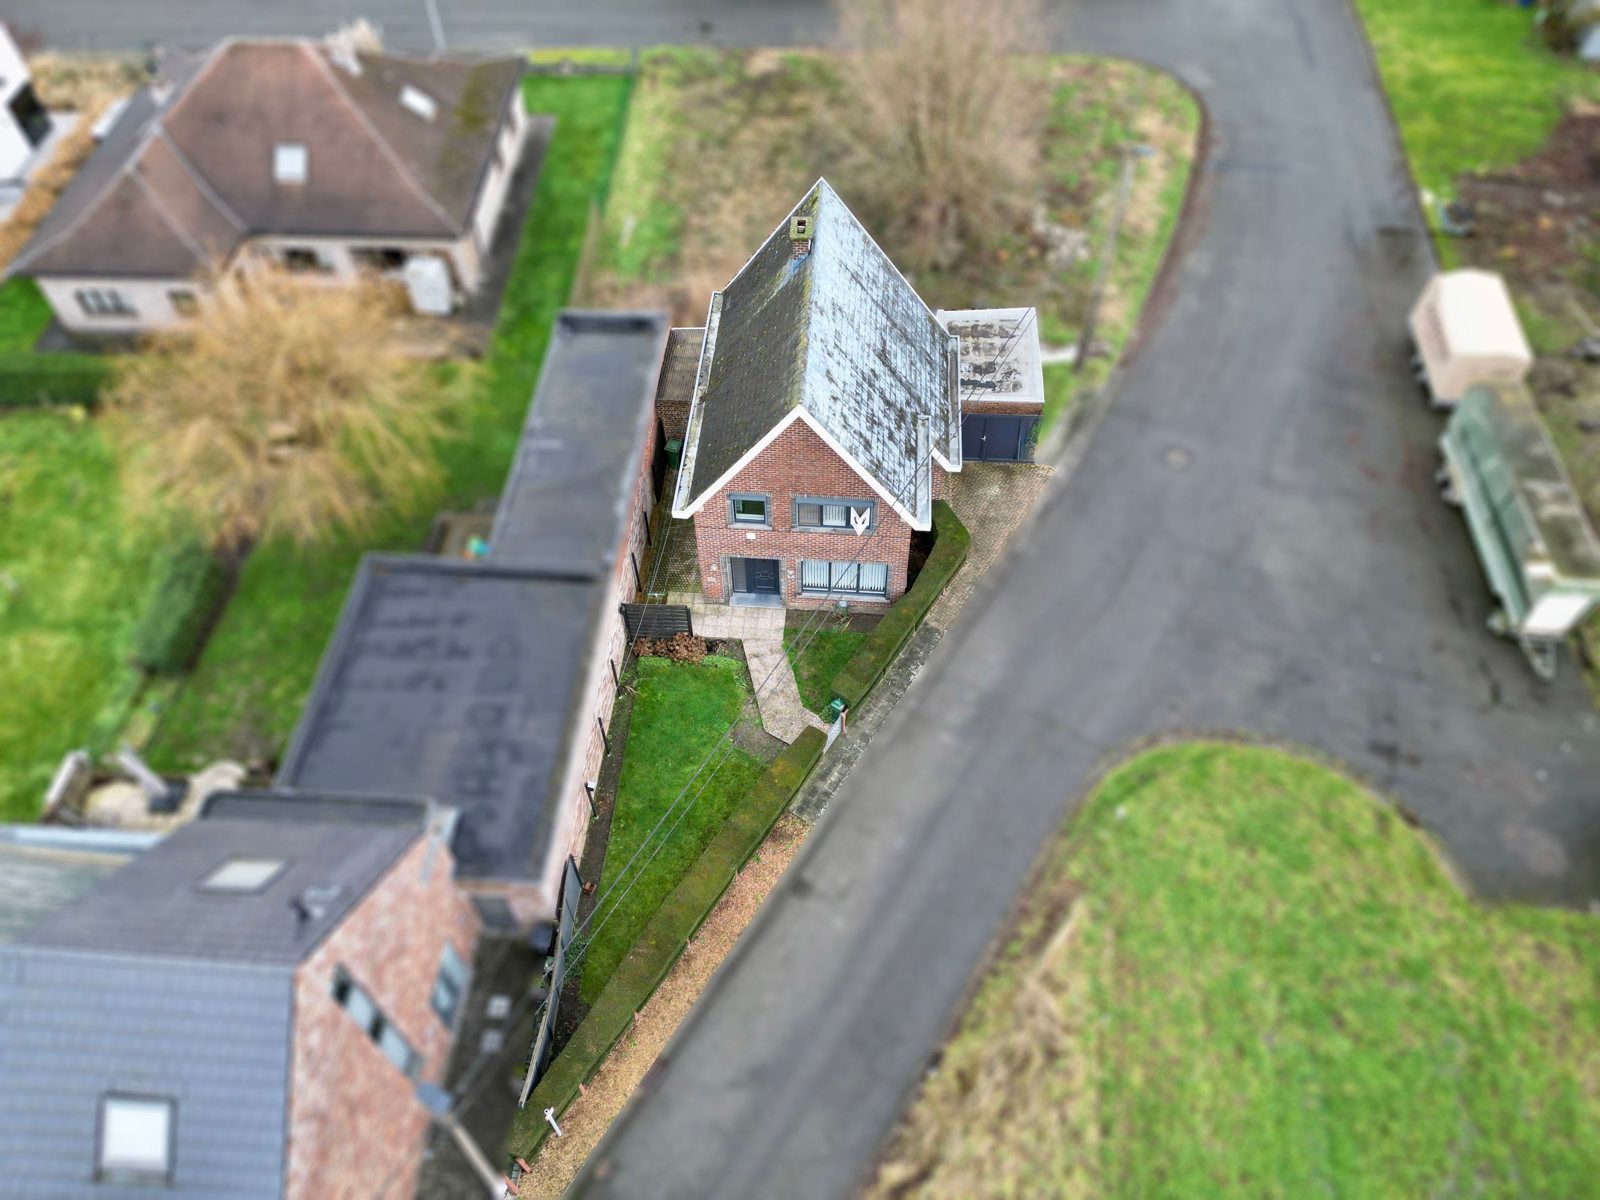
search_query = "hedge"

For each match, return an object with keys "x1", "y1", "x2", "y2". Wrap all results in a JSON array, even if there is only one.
[
  {"x1": 0, "y1": 353, "x2": 112, "y2": 408},
  {"x1": 131, "y1": 540, "x2": 233, "y2": 675},
  {"x1": 830, "y1": 499, "x2": 970, "y2": 710},
  {"x1": 510, "y1": 725, "x2": 827, "y2": 1161}
]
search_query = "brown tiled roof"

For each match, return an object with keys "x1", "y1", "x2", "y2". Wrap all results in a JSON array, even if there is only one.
[{"x1": 12, "y1": 40, "x2": 524, "y2": 278}]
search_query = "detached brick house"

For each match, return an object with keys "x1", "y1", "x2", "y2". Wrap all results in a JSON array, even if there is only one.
[
  {"x1": 667, "y1": 179, "x2": 1042, "y2": 609},
  {"x1": 0, "y1": 793, "x2": 484, "y2": 1199},
  {"x1": 8, "y1": 37, "x2": 530, "y2": 335}
]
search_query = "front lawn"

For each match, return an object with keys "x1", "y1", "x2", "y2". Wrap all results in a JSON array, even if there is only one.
[
  {"x1": 0, "y1": 412, "x2": 157, "y2": 817},
  {"x1": 0, "y1": 278, "x2": 52, "y2": 356},
  {"x1": 578, "y1": 655, "x2": 765, "y2": 1002},
  {"x1": 1354, "y1": 0, "x2": 1600, "y2": 203},
  {"x1": 783, "y1": 625, "x2": 865, "y2": 716},
  {"x1": 580, "y1": 49, "x2": 1199, "y2": 437},
  {"x1": 874, "y1": 742, "x2": 1600, "y2": 1197},
  {"x1": 144, "y1": 72, "x2": 634, "y2": 770}
]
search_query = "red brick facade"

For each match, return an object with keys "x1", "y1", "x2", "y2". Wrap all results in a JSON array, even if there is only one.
[
  {"x1": 689, "y1": 419, "x2": 926, "y2": 611},
  {"x1": 285, "y1": 833, "x2": 482, "y2": 1200}
]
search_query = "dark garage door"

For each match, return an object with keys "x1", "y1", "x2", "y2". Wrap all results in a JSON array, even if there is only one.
[{"x1": 961, "y1": 414, "x2": 1037, "y2": 462}]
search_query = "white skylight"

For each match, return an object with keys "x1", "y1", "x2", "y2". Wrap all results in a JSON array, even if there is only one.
[
  {"x1": 273, "y1": 142, "x2": 308, "y2": 184},
  {"x1": 97, "y1": 1095, "x2": 173, "y2": 1180},
  {"x1": 399, "y1": 85, "x2": 438, "y2": 121},
  {"x1": 201, "y1": 857, "x2": 286, "y2": 893}
]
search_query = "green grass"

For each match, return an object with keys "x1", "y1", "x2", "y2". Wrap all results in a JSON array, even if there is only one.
[
  {"x1": 886, "y1": 742, "x2": 1600, "y2": 1196},
  {"x1": 0, "y1": 278, "x2": 52, "y2": 355},
  {"x1": 578, "y1": 655, "x2": 765, "y2": 1002},
  {"x1": 0, "y1": 411, "x2": 158, "y2": 817},
  {"x1": 144, "y1": 73, "x2": 634, "y2": 770},
  {"x1": 1355, "y1": 0, "x2": 1600, "y2": 202},
  {"x1": 783, "y1": 626, "x2": 865, "y2": 716}
]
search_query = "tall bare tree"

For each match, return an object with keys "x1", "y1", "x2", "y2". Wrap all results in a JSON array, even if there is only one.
[
  {"x1": 106, "y1": 269, "x2": 454, "y2": 552},
  {"x1": 835, "y1": 0, "x2": 1045, "y2": 272}
]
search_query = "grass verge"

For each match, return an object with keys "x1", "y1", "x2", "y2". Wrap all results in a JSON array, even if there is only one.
[
  {"x1": 872, "y1": 741, "x2": 1600, "y2": 1198},
  {"x1": 1353, "y1": 0, "x2": 1600, "y2": 204},
  {"x1": 144, "y1": 73, "x2": 634, "y2": 771},
  {"x1": 513, "y1": 727, "x2": 826, "y2": 1163},
  {"x1": 783, "y1": 625, "x2": 866, "y2": 716},
  {"x1": 578, "y1": 655, "x2": 766, "y2": 1001}
]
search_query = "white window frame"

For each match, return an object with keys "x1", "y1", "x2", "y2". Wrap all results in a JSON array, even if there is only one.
[
  {"x1": 73, "y1": 288, "x2": 135, "y2": 318},
  {"x1": 96, "y1": 1093, "x2": 175, "y2": 1184},
  {"x1": 430, "y1": 942, "x2": 470, "y2": 1028}
]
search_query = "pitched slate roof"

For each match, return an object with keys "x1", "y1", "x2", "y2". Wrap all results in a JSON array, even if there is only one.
[
  {"x1": 672, "y1": 179, "x2": 959, "y2": 529},
  {"x1": 0, "y1": 796, "x2": 428, "y2": 1199},
  {"x1": 11, "y1": 39, "x2": 524, "y2": 278}
]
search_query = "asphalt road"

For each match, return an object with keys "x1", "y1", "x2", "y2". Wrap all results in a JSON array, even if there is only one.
[
  {"x1": 569, "y1": 1, "x2": 1600, "y2": 1197},
  {"x1": 20, "y1": 1, "x2": 1600, "y2": 1195}
]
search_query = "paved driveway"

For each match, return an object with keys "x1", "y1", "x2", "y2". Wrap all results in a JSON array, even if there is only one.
[{"x1": 571, "y1": 1, "x2": 1600, "y2": 1197}]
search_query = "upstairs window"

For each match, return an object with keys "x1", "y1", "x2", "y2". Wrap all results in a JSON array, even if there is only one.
[
  {"x1": 96, "y1": 1094, "x2": 175, "y2": 1184},
  {"x1": 273, "y1": 142, "x2": 308, "y2": 184},
  {"x1": 729, "y1": 495, "x2": 769, "y2": 526},
  {"x1": 794, "y1": 497, "x2": 875, "y2": 532}
]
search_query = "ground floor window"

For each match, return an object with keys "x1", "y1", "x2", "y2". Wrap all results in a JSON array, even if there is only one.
[
  {"x1": 281, "y1": 246, "x2": 331, "y2": 274},
  {"x1": 799, "y1": 559, "x2": 889, "y2": 598},
  {"x1": 73, "y1": 288, "x2": 135, "y2": 317},
  {"x1": 351, "y1": 246, "x2": 409, "y2": 273},
  {"x1": 167, "y1": 288, "x2": 199, "y2": 316}
]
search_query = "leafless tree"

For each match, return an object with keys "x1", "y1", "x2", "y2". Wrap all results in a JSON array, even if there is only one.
[
  {"x1": 834, "y1": 0, "x2": 1046, "y2": 272},
  {"x1": 106, "y1": 268, "x2": 454, "y2": 553}
]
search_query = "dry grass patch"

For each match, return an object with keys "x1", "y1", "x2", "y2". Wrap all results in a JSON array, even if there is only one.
[{"x1": 523, "y1": 814, "x2": 809, "y2": 1196}]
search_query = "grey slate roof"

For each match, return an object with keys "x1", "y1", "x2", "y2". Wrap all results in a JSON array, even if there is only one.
[
  {"x1": 276, "y1": 558, "x2": 602, "y2": 882},
  {"x1": 11, "y1": 39, "x2": 524, "y2": 278},
  {"x1": 17, "y1": 792, "x2": 428, "y2": 965},
  {"x1": 675, "y1": 179, "x2": 958, "y2": 528},
  {"x1": 489, "y1": 311, "x2": 668, "y2": 564},
  {"x1": 0, "y1": 839, "x2": 142, "y2": 944},
  {"x1": 0, "y1": 951, "x2": 292, "y2": 1200},
  {"x1": 0, "y1": 796, "x2": 427, "y2": 1199}
]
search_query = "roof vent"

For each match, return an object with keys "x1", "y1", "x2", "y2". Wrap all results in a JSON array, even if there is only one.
[
  {"x1": 789, "y1": 214, "x2": 813, "y2": 242},
  {"x1": 292, "y1": 883, "x2": 343, "y2": 922},
  {"x1": 400, "y1": 85, "x2": 438, "y2": 122}
]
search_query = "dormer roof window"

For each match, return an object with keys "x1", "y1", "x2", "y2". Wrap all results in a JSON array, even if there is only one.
[
  {"x1": 399, "y1": 86, "x2": 437, "y2": 121},
  {"x1": 273, "y1": 142, "x2": 308, "y2": 184}
]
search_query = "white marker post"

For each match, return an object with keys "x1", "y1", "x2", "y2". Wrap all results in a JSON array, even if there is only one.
[{"x1": 544, "y1": 1107, "x2": 564, "y2": 1138}]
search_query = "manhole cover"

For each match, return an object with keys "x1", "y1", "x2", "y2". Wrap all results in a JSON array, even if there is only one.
[{"x1": 1163, "y1": 446, "x2": 1192, "y2": 471}]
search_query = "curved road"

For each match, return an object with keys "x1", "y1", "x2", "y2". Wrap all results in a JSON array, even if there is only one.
[
  {"x1": 15, "y1": 1, "x2": 1599, "y2": 1195},
  {"x1": 573, "y1": 1, "x2": 1600, "y2": 1197}
]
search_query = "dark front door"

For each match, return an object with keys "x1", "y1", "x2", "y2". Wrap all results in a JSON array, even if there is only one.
[
  {"x1": 739, "y1": 557, "x2": 781, "y2": 595},
  {"x1": 961, "y1": 414, "x2": 1037, "y2": 462}
]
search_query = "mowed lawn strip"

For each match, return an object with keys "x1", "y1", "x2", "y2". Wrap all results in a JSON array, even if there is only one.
[
  {"x1": 873, "y1": 742, "x2": 1600, "y2": 1198},
  {"x1": 1354, "y1": 0, "x2": 1600, "y2": 201},
  {"x1": 579, "y1": 655, "x2": 765, "y2": 1002},
  {"x1": 0, "y1": 412, "x2": 157, "y2": 817},
  {"x1": 145, "y1": 72, "x2": 633, "y2": 770},
  {"x1": 783, "y1": 626, "x2": 865, "y2": 717}
]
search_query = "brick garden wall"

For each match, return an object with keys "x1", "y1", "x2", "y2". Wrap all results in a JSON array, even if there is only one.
[
  {"x1": 689, "y1": 420, "x2": 919, "y2": 610},
  {"x1": 286, "y1": 834, "x2": 482, "y2": 1200}
]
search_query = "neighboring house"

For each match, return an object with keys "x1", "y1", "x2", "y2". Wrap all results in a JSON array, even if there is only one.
[
  {"x1": 7, "y1": 36, "x2": 529, "y2": 336},
  {"x1": 276, "y1": 312, "x2": 669, "y2": 932},
  {"x1": 665, "y1": 179, "x2": 1040, "y2": 610},
  {"x1": 0, "y1": 792, "x2": 482, "y2": 1200},
  {"x1": 0, "y1": 24, "x2": 53, "y2": 197}
]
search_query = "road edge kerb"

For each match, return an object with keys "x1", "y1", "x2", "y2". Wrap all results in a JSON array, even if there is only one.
[
  {"x1": 1340, "y1": 0, "x2": 1442, "y2": 271},
  {"x1": 1037, "y1": 60, "x2": 1212, "y2": 472}
]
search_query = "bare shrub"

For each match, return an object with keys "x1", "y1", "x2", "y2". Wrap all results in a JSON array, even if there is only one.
[
  {"x1": 105, "y1": 268, "x2": 455, "y2": 551},
  {"x1": 834, "y1": 0, "x2": 1046, "y2": 272}
]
